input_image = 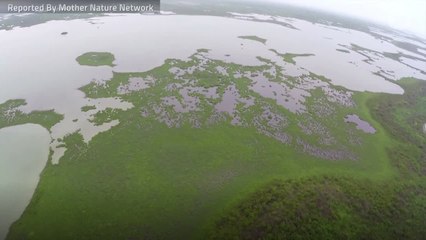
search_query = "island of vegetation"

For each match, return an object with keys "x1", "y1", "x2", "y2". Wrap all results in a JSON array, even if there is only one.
[
  {"x1": 76, "y1": 52, "x2": 116, "y2": 67},
  {"x1": 238, "y1": 35, "x2": 268, "y2": 44},
  {"x1": 270, "y1": 49, "x2": 315, "y2": 64},
  {"x1": 81, "y1": 105, "x2": 96, "y2": 112}
]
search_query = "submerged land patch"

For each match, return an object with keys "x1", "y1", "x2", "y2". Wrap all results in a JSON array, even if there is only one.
[{"x1": 238, "y1": 35, "x2": 267, "y2": 44}]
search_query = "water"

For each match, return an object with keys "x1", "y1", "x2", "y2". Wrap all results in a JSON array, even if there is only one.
[
  {"x1": 400, "y1": 57, "x2": 426, "y2": 71},
  {"x1": 0, "y1": 124, "x2": 50, "y2": 240},
  {"x1": 345, "y1": 114, "x2": 376, "y2": 134},
  {"x1": 247, "y1": 72, "x2": 308, "y2": 113},
  {"x1": 117, "y1": 76, "x2": 155, "y2": 94}
]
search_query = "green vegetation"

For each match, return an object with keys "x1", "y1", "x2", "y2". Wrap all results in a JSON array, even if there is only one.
[
  {"x1": 210, "y1": 78, "x2": 426, "y2": 239},
  {"x1": 238, "y1": 35, "x2": 267, "y2": 44},
  {"x1": 270, "y1": 49, "x2": 314, "y2": 64},
  {"x1": 76, "y1": 52, "x2": 115, "y2": 67},
  {"x1": 5, "y1": 49, "x2": 425, "y2": 240},
  {"x1": 210, "y1": 177, "x2": 426, "y2": 240},
  {"x1": 0, "y1": 99, "x2": 63, "y2": 131},
  {"x1": 81, "y1": 105, "x2": 96, "y2": 112},
  {"x1": 368, "y1": 78, "x2": 426, "y2": 176},
  {"x1": 89, "y1": 108, "x2": 123, "y2": 126}
]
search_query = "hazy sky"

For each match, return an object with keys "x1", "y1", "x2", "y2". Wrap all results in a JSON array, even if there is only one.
[{"x1": 267, "y1": 0, "x2": 426, "y2": 37}]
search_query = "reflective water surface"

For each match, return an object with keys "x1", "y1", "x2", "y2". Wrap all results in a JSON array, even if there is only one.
[{"x1": 0, "y1": 124, "x2": 50, "y2": 240}]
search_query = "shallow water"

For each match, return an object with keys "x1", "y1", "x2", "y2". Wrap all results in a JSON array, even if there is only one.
[
  {"x1": 117, "y1": 76, "x2": 155, "y2": 94},
  {"x1": 248, "y1": 73, "x2": 308, "y2": 113},
  {"x1": 345, "y1": 114, "x2": 376, "y2": 134},
  {"x1": 0, "y1": 124, "x2": 50, "y2": 240},
  {"x1": 215, "y1": 85, "x2": 253, "y2": 117},
  {"x1": 400, "y1": 57, "x2": 426, "y2": 71}
]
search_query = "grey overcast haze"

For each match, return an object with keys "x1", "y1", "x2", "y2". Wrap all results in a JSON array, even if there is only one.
[{"x1": 263, "y1": 0, "x2": 426, "y2": 37}]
